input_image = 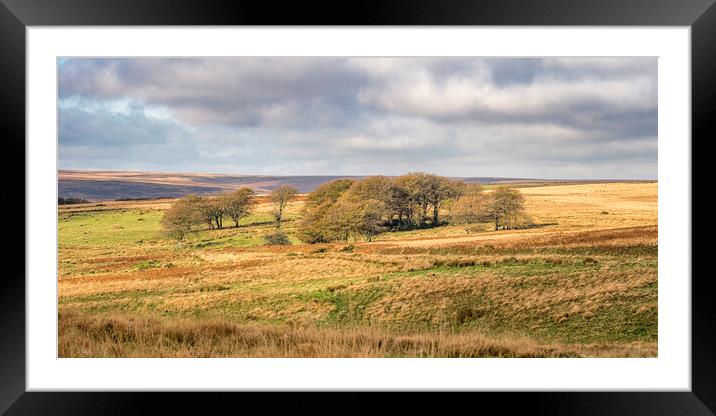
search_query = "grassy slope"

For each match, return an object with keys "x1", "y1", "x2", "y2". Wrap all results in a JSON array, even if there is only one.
[{"x1": 58, "y1": 182, "x2": 658, "y2": 357}]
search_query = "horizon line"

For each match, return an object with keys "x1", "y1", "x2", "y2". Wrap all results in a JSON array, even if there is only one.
[{"x1": 57, "y1": 168, "x2": 657, "y2": 182}]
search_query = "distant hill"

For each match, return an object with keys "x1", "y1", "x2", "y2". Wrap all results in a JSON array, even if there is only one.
[{"x1": 58, "y1": 170, "x2": 652, "y2": 201}]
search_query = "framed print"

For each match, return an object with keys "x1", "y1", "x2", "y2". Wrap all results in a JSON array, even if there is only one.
[{"x1": 2, "y1": 0, "x2": 712, "y2": 414}]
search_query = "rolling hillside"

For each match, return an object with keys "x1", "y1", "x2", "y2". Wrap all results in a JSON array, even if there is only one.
[
  {"x1": 58, "y1": 170, "x2": 649, "y2": 201},
  {"x1": 58, "y1": 182, "x2": 658, "y2": 357}
]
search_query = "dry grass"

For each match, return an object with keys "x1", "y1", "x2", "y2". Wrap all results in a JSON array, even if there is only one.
[
  {"x1": 58, "y1": 182, "x2": 658, "y2": 357},
  {"x1": 58, "y1": 311, "x2": 656, "y2": 358}
]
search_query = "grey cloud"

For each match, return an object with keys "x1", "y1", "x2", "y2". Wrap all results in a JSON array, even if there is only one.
[
  {"x1": 59, "y1": 105, "x2": 200, "y2": 169},
  {"x1": 60, "y1": 58, "x2": 369, "y2": 129},
  {"x1": 58, "y1": 57, "x2": 657, "y2": 179}
]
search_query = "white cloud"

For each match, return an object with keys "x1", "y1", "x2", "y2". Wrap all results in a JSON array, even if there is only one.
[
  {"x1": 357, "y1": 62, "x2": 656, "y2": 123},
  {"x1": 58, "y1": 57, "x2": 658, "y2": 179}
]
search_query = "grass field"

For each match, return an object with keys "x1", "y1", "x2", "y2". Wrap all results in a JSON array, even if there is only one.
[{"x1": 58, "y1": 182, "x2": 658, "y2": 357}]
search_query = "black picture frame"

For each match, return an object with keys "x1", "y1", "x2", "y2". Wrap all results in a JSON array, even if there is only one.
[{"x1": 1, "y1": 0, "x2": 710, "y2": 413}]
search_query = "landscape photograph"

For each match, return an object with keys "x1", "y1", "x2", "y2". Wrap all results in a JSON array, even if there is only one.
[{"x1": 57, "y1": 57, "x2": 657, "y2": 358}]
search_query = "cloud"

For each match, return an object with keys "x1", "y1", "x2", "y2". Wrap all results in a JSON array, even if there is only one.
[
  {"x1": 58, "y1": 102, "x2": 200, "y2": 170},
  {"x1": 59, "y1": 58, "x2": 368, "y2": 129},
  {"x1": 355, "y1": 58, "x2": 656, "y2": 129},
  {"x1": 58, "y1": 57, "x2": 658, "y2": 179}
]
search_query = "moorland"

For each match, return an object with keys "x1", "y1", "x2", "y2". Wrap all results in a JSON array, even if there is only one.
[{"x1": 58, "y1": 178, "x2": 657, "y2": 358}]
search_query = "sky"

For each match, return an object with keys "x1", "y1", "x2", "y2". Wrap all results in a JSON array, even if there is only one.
[{"x1": 58, "y1": 57, "x2": 657, "y2": 179}]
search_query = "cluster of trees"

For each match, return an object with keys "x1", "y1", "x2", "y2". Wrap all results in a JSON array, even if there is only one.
[
  {"x1": 450, "y1": 185, "x2": 528, "y2": 231},
  {"x1": 161, "y1": 173, "x2": 529, "y2": 243},
  {"x1": 161, "y1": 188, "x2": 256, "y2": 241},
  {"x1": 58, "y1": 196, "x2": 89, "y2": 205},
  {"x1": 297, "y1": 173, "x2": 528, "y2": 244},
  {"x1": 161, "y1": 185, "x2": 299, "y2": 241}
]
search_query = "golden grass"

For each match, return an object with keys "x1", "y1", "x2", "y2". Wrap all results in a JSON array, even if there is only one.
[
  {"x1": 521, "y1": 182, "x2": 657, "y2": 229},
  {"x1": 58, "y1": 311, "x2": 656, "y2": 358},
  {"x1": 58, "y1": 182, "x2": 658, "y2": 357}
]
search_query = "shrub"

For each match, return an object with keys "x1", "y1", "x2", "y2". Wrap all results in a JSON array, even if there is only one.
[
  {"x1": 58, "y1": 196, "x2": 89, "y2": 205},
  {"x1": 583, "y1": 257, "x2": 599, "y2": 264},
  {"x1": 264, "y1": 232, "x2": 291, "y2": 246}
]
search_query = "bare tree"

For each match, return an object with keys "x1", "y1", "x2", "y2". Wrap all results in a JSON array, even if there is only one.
[
  {"x1": 270, "y1": 185, "x2": 298, "y2": 228},
  {"x1": 161, "y1": 195, "x2": 203, "y2": 241},
  {"x1": 449, "y1": 186, "x2": 487, "y2": 228},
  {"x1": 487, "y1": 186, "x2": 526, "y2": 231},
  {"x1": 222, "y1": 188, "x2": 255, "y2": 227},
  {"x1": 427, "y1": 176, "x2": 461, "y2": 226},
  {"x1": 198, "y1": 198, "x2": 224, "y2": 229}
]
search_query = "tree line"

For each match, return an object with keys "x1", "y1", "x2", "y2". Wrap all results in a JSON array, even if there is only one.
[
  {"x1": 297, "y1": 173, "x2": 528, "y2": 243},
  {"x1": 161, "y1": 173, "x2": 528, "y2": 243},
  {"x1": 58, "y1": 196, "x2": 89, "y2": 205},
  {"x1": 161, "y1": 185, "x2": 298, "y2": 241}
]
